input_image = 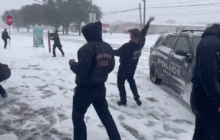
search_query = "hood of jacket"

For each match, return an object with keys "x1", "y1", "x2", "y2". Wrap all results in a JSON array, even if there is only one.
[
  {"x1": 82, "y1": 21, "x2": 103, "y2": 42},
  {"x1": 202, "y1": 24, "x2": 220, "y2": 38}
]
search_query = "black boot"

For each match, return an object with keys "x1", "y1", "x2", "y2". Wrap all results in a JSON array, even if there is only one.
[
  {"x1": 134, "y1": 97, "x2": 142, "y2": 106},
  {"x1": 0, "y1": 85, "x2": 7, "y2": 98},
  {"x1": 117, "y1": 101, "x2": 127, "y2": 106}
]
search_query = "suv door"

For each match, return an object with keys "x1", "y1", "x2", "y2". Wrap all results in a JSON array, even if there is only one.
[
  {"x1": 155, "y1": 35, "x2": 178, "y2": 81},
  {"x1": 169, "y1": 35, "x2": 195, "y2": 95}
]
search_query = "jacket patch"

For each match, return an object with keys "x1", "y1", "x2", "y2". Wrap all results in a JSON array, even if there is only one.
[{"x1": 97, "y1": 53, "x2": 112, "y2": 67}]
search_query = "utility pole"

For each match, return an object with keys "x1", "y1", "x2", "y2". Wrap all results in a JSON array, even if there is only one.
[
  {"x1": 143, "y1": 0, "x2": 146, "y2": 26},
  {"x1": 139, "y1": 3, "x2": 143, "y2": 29}
]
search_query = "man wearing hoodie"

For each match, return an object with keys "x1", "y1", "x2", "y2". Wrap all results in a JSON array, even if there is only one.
[
  {"x1": 191, "y1": 23, "x2": 220, "y2": 140},
  {"x1": 69, "y1": 21, "x2": 121, "y2": 140},
  {"x1": 2, "y1": 28, "x2": 11, "y2": 49},
  {"x1": 114, "y1": 17, "x2": 155, "y2": 106},
  {"x1": 50, "y1": 30, "x2": 64, "y2": 57}
]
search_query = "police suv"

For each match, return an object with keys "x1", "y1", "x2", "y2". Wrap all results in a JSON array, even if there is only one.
[{"x1": 149, "y1": 30, "x2": 203, "y2": 105}]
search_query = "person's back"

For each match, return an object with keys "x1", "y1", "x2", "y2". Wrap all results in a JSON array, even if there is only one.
[
  {"x1": 2, "y1": 29, "x2": 10, "y2": 48},
  {"x1": 69, "y1": 21, "x2": 121, "y2": 140},
  {"x1": 71, "y1": 22, "x2": 115, "y2": 85},
  {"x1": 191, "y1": 24, "x2": 220, "y2": 140}
]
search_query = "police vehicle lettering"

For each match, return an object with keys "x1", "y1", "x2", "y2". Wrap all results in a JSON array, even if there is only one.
[{"x1": 158, "y1": 58, "x2": 181, "y2": 77}]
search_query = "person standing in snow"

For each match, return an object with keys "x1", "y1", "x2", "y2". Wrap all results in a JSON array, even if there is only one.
[
  {"x1": 50, "y1": 30, "x2": 65, "y2": 57},
  {"x1": 191, "y1": 23, "x2": 220, "y2": 140},
  {"x1": 0, "y1": 63, "x2": 11, "y2": 98},
  {"x1": 114, "y1": 17, "x2": 155, "y2": 106},
  {"x1": 69, "y1": 21, "x2": 121, "y2": 140},
  {"x1": 2, "y1": 28, "x2": 11, "y2": 49}
]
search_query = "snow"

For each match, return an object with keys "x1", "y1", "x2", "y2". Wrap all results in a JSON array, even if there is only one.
[{"x1": 0, "y1": 28, "x2": 195, "y2": 140}]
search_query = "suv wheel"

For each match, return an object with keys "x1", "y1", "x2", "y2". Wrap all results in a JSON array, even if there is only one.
[{"x1": 150, "y1": 64, "x2": 162, "y2": 84}]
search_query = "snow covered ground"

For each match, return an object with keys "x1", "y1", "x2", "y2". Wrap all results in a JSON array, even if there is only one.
[{"x1": 0, "y1": 29, "x2": 195, "y2": 140}]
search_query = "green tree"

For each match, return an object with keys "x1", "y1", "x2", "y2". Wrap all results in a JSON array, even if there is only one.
[
  {"x1": 43, "y1": 1, "x2": 63, "y2": 30},
  {"x1": 73, "y1": 0, "x2": 102, "y2": 35},
  {"x1": 59, "y1": 1, "x2": 78, "y2": 35}
]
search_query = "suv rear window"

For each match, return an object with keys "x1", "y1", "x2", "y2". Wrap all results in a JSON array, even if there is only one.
[{"x1": 192, "y1": 37, "x2": 202, "y2": 49}]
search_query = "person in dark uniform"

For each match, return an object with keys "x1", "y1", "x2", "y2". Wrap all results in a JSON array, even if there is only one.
[
  {"x1": 0, "y1": 63, "x2": 11, "y2": 98},
  {"x1": 191, "y1": 23, "x2": 220, "y2": 140},
  {"x1": 69, "y1": 21, "x2": 121, "y2": 140},
  {"x1": 114, "y1": 17, "x2": 155, "y2": 106},
  {"x1": 50, "y1": 30, "x2": 64, "y2": 57},
  {"x1": 2, "y1": 28, "x2": 11, "y2": 49}
]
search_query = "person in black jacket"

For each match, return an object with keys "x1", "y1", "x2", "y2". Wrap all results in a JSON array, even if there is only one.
[
  {"x1": 50, "y1": 30, "x2": 64, "y2": 57},
  {"x1": 2, "y1": 28, "x2": 11, "y2": 49},
  {"x1": 114, "y1": 17, "x2": 155, "y2": 106},
  {"x1": 0, "y1": 63, "x2": 11, "y2": 98},
  {"x1": 69, "y1": 21, "x2": 121, "y2": 140},
  {"x1": 191, "y1": 23, "x2": 220, "y2": 140}
]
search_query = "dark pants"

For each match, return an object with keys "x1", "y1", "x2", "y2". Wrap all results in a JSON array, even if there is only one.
[
  {"x1": 72, "y1": 84, "x2": 121, "y2": 140},
  {"x1": 53, "y1": 44, "x2": 64, "y2": 56},
  {"x1": 3, "y1": 39, "x2": 7, "y2": 48},
  {"x1": 192, "y1": 115, "x2": 220, "y2": 140},
  {"x1": 117, "y1": 65, "x2": 139, "y2": 104}
]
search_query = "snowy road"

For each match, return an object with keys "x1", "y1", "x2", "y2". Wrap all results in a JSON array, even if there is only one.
[{"x1": 0, "y1": 29, "x2": 195, "y2": 140}]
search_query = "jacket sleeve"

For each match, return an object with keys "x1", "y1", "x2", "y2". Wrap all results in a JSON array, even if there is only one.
[
  {"x1": 114, "y1": 44, "x2": 126, "y2": 57},
  {"x1": 70, "y1": 45, "x2": 94, "y2": 77},
  {"x1": 198, "y1": 41, "x2": 220, "y2": 108},
  {"x1": 139, "y1": 21, "x2": 151, "y2": 48}
]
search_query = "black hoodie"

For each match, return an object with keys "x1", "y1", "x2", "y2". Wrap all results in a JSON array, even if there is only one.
[
  {"x1": 70, "y1": 21, "x2": 115, "y2": 85},
  {"x1": 191, "y1": 24, "x2": 220, "y2": 116},
  {"x1": 2, "y1": 30, "x2": 10, "y2": 40},
  {"x1": 114, "y1": 21, "x2": 151, "y2": 69}
]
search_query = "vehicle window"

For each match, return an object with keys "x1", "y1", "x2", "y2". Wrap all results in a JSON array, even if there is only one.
[
  {"x1": 154, "y1": 36, "x2": 164, "y2": 48},
  {"x1": 162, "y1": 35, "x2": 177, "y2": 48},
  {"x1": 174, "y1": 36, "x2": 190, "y2": 52},
  {"x1": 192, "y1": 37, "x2": 202, "y2": 49}
]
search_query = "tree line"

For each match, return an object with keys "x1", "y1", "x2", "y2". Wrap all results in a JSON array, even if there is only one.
[{"x1": 1, "y1": 0, "x2": 102, "y2": 35}]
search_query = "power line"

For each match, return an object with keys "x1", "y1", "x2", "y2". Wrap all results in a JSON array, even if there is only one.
[
  {"x1": 103, "y1": 2, "x2": 220, "y2": 16},
  {"x1": 103, "y1": 8, "x2": 138, "y2": 14},
  {"x1": 149, "y1": 12, "x2": 220, "y2": 16},
  {"x1": 146, "y1": 2, "x2": 220, "y2": 9},
  {"x1": 146, "y1": 0, "x2": 209, "y2": 7},
  {"x1": 103, "y1": 8, "x2": 139, "y2": 16}
]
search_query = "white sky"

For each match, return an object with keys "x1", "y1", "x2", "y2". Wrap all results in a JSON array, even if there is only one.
[
  {"x1": 92, "y1": 0, "x2": 220, "y2": 24},
  {"x1": 0, "y1": 0, "x2": 220, "y2": 24}
]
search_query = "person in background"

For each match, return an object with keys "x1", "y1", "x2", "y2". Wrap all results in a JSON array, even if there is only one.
[
  {"x1": 191, "y1": 23, "x2": 220, "y2": 140},
  {"x1": 114, "y1": 17, "x2": 155, "y2": 106},
  {"x1": 50, "y1": 30, "x2": 64, "y2": 57},
  {"x1": 0, "y1": 63, "x2": 11, "y2": 98},
  {"x1": 69, "y1": 21, "x2": 121, "y2": 140},
  {"x1": 2, "y1": 28, "x2": 11, "y2": 49}
]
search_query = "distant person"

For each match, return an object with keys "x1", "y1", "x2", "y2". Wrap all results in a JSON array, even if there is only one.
[
  {"x1": 191, "y1": 23, "x2": 220, "y2": 140},
  {"x1": 114, "y1": 17, "x2": 155, "y2": 106},
  {"x1": 1, "y1": 28, "x2": 11, "y2": 49},
  {"x1": 50, "y1": 30, "x2": 64, "y2": 57},
  {"x1": 0, "y1": 63, "x2": 11, "y2": 98},
  {"x1": 69, "y1": 21, "x2": 121, "y2": 140}
]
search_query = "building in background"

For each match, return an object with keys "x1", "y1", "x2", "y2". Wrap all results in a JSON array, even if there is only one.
[
  {"x1": 109, "y1": 21, "x2": 206, "y2": 34},
  {"x1": 102, "y1": 24, "x2": 110, "y2": 33}
]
